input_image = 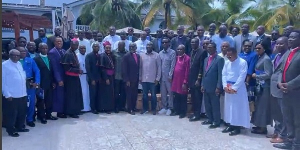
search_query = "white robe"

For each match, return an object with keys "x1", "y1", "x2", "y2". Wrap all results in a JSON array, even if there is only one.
[
  {"x1": 222, "y1": 57, "x2": 250, "y2": 128},
  {"x1": 77, "y1": 53, "x2": 91, "y2": 111}
]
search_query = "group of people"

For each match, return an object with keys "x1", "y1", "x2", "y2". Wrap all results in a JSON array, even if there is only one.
[{"x1": 2, "y1": 23, "x2": 300, "y2": 150}]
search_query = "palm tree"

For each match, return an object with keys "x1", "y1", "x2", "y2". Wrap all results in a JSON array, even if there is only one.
[
  {"x1": 136, "y1": 0, "x2": 210, "y2": 29},
  {"x1": 80, "y1": 0, "x2": 142, "y2": 32}
]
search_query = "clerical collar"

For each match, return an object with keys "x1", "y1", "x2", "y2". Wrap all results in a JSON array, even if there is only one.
[{"x1": 40, "y1": 53, "x2": 47, "y2": 57}]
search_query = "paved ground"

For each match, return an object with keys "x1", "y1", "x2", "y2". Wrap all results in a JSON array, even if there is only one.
[{"x1": 2, "y1": 112, "x2": 277, "y2": 150}]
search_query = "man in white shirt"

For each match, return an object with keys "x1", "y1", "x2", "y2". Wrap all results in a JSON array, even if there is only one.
[
  {"x1": 103, "y1": 26, "x2": 121, "y2": 46},
  {"x1": 218, "y1": 41, "x2": 229, "y2": 61},
  {"x1": 77, "y1": 30, "x2": 92, "y2": 54},
  {"x1": 92, "y1": 33, "x2": 105, "y2": 54},
  {"x1": 135, "y1": 31, "x2": 150, "y2": 54},
  {"x1": 2, "y1": 49, "x2": 29, "y2": 137},
  {"x1": 113, "y1": 30, "x2": 131, "y2": 51}
]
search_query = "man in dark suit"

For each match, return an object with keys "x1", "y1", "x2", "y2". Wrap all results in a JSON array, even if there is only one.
[
  {"x1": 188, "y1": 38, "x2": 208, "y2": 122},
  {"x1": 171, "y1": 25, "x2": 191, "y2": 55},
  {"x1": 34, "y1": 43, "x2": 58, "y2": 124},
  {"x1": 48, "y1": 37, "x2": 66, "y2": 118},
  {"x1": 201, "y1": 42, "x2": 224, "y2": 128},
  {"x1": 47, "y1": 27, "x2": 66, "y2": 50},
  {"x1": 127, "y1": 27, "x2": 138, "y2": 42},
  {"x1": 269, "y1": 37, "x2": 289, "y2": 143},
  {"x1": 122, "y1": 42, "x2": 140, "y2": 115},
  {"x1": 85, "y1": 42, "x2": 102, "y2": 114},
  {"x1": 34, "y1": 28, "x2": 49, "y2": 53},
  {"x1": 274, "y1": 30, "x2": 300, "y2": 150},
  {"x1": 152, "y1": 29, "x2": 163, "y2": 53}
]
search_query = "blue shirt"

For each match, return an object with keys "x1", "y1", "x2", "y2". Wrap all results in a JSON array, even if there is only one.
[
  {"x1": 239, "y1": 51, "x2": 257, "y2": 86},
  {"x1": 20, "y1": 57, "x2": 40, "y2": 84},
  {"x1": 211, "y1": 35, "x2": 234, "y2": 53}
]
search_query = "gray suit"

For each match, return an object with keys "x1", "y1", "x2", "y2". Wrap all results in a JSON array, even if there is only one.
[
  {"x1": 202, "y1": 55, "x2": 224, "y2": 124},
  {"x1": 270, "y1": 52, "x2": 289, "y2": 137},
  {"x1": 234, "y1": 34, "x2": 256, "y2": 53},
  {"x1": 251, "y1": 53, "x2": 273, "y2": 127},
  {"x1": 278, "y1": 49, "x2": 300, "y2": 148}
]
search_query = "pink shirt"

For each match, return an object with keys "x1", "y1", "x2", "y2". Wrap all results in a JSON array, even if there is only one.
[{"x1": 171, "y1": 54, "x2": 190, "y2": 94}]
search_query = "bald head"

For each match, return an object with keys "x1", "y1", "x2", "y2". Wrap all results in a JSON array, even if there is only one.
[
  {"x1": 39, "y1": 43, "x2": 48, "y2": 55},
  {"x1": 140, "y1": 31, "x2": 147, "y2": 40},
  {"x1": 275, "y1": 37, "x2": 288, "y2": 53},
  {"x1": 26, "y1": 41, "x2": 36, "y2": 53},
  {"x1": 70, "y1": 40, "x2": 79, "y2": 51},
  {"x1": 177, "y1": 25, "x2": 185, "y2": 36},
  {"x1": 118, "y1": 41, "x2": 126, "y2": 52},
  {"x1": 219, "y1": 25, "x2": 228, "y2": 37},
  {"x1": 256, "y1": 25, "x2": 265, "y2": 36},
  {"x1": 9, "y1": 49, "x2": 21, "y2": 63}
]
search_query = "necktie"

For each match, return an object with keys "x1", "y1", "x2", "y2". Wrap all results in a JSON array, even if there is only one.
[
  {"x1": 133, "y1": 53, "x2": 138, "y2": 64},
  {"x1": 206, "y1": 56, "x2": 213, "y2": 71}
]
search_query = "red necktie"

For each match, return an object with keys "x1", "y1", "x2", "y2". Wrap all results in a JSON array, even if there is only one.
[
  {"x1": 133, "y1": 53, "x2": 138, "y2": 64},
  {"x1": 206, "y1": 56, "x2": 213, "y2": 71}
]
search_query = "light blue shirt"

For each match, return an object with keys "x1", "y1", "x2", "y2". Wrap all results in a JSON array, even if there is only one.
[{"x1": 211, "y1": 35, "x2": 235, "y2": 54}]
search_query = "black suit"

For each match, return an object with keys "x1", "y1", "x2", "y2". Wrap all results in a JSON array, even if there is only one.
[
  {"x1": 122, "y1": 52, "x2": 140, "y2": 111},
  {"x1": 127, "y1": 36, "x2": 138, "y2": 42},
  {"x1": 34, "y1": 55, "x2": 54, "y2": 118},
  {"x1": 170, "y1": 35, "x2": 191, "y2": 55},
  {"x1": 188, "y1": 48, "x2": 207, "y2": 117},
  {"x1": 85, "y1": 52, "x2": 102, "y2": 111},
  {"x1": 152, "y1": 38, "x2": 163, "y2": 53}
]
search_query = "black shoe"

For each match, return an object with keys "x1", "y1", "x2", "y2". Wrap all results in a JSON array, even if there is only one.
[
  {"x1": 69, "y1": 115, "x2": 79, "y2": 118},
  {"x1": 26, "y1": 122, "x2": 35, "y2": 127},
  {"x1": 209, "y1": 123, "x2": 220, "y2": 129},
  {"x1": 57, "y1": 113, "x2": 67, "y2": 118},
  {"x1": 273, "y1": 143, "x2": 292, "y2": 149},
  {"x1": 170, "y1": 112, "x2": 179, "y2": 116},
  {"x1": 188, "y1": 114, "x2": 194, "y2": 119},
  {"x1": 201, "y1": 121, "x2": 212, "y2": 125},
  {"x1": 92, "y1": 110, "x2": 99, "y2": 114},
  {"x1": 130, "y1": 110, "x2": 135, "y2": 115},
  {"x1": 200, "y1": 113, "x2": 207, "y2": 118},
  {"x1": 8, "y1": 132, "x2": 19, "y2": 137},
  {"x1": 105, "y1": 111, "x2": 111, "y2": 114},
  {"x1": 251, "y1": 128, "x2": 268, "y2": 135},
  {"x1": 38, "y1": 118, "x2": 47, "y2": 124},
  {"x1": 229, "y1": 129, "x2": 241, "y2": 136},
  {"x1": 115, "y1": 109, "x2": 119, "y2": 113},
  {"x1": 17, "y1": 128, "x2": 29, "y2": 132},
  {"x1": 140, "y1": 110, "x2": 148, "y2": 114},
  {"x1": 179, "y1": 114, "x2": 186, "y2": 118},
  {"x1": 153, "y1": 111, "x2": 157, "y2": 115},
  {"x1": 222, "y1": 126, "x2": 234, "y2": 133},
  {"x1": 189, "y1": 116, "x2": 201, "y2": 122},
  {"x1": 46, "y1": 115, "x2": 58, "y2": 120}
]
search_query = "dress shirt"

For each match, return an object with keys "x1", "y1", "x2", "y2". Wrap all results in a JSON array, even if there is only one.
[
  {"x1": 135, "y1": 39, "x2": 150, "y2": 54},
  {"x1": 103, "y1": 35, "x2": 121, "y2": 46},
  {"x1": 139, "y1": 51, "x2": 161, "y2": 83},
  {"x1": 206, "y1": 53, "x2": 216, "y2": 70},
  {"x1": 2, "y1": 59, "x2": 27, "y2": 98},
  {"x1": 283, "y1": 47, "x2": 300, "y2": 82},
  {"x1": 274, "y1": 51, "x2": 286, "y2": 69}
]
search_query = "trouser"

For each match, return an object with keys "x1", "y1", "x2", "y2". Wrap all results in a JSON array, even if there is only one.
[
  {"x1": 160, "y1": 81, "x2": 173, "y2": 109},
  {"x1": 271, "y1": 96, "x2": 287, "y2": 138},
  {"x1": 114, "y1": 79, "x2": 126, "y2": 110},
  {"x1": 36, "y1": 88, "x2": 53, "y2": 119},
  {"x1": 89, "y1": 81, "x2": 100, "y2": 111},
  {"x1": 173, "y1": 93, "x2": 187, "y2": 115},
  {"x1": 26, "y1": 88, "x2": 36, "y2": 122},
  {"x1": 3, "y1": 97, "x2": 27, "y2": 134},
  {"x1": 204, "y1": 92, "x2": 221, "y2": 124},
  {"x1": 126, "y1": 81, "x2": 138, "y2": 111},
  {"x1": 142, "y1": 82, "x2": 157, "y2": 111},
  {"x1": 220, "y1": 94, "x2": 225, "y2": 119},
  {"x1": 282, "y1": 93, "x2": 300, "y2": 149},
  {"x1": 190, "y1": 87, "x2": 203, "y2": 117}
]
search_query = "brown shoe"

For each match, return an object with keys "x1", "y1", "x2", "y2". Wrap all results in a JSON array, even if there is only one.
[
  {"x1": 270, "y1": 137, "x2": 284, "y2": 143},
  {"x1": 266, "y1": 133, "x2": 278, "y2": 138}
]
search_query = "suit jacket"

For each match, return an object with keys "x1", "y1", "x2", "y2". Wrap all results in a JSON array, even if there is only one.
[
  {"x1": 48, "y1": 48, "x2": 65, "y2": 83},
  {"x1": 188, "y1": 48, "x2": 208, "y2": 88},
  {"x1": 255, "y1": 53, "x2": 273, "y2": 87},
  {"x1": 202, "y1": 55, "x2": 224, "y2": 93},
  {"x1": 234, "y1": 34, "x2": 256, "y2": 53},
  {"x1": 127, "y1": 36, "x2": 138, "y2": 42},
  {"x1": 152, "y1": 37, "x2": 163, "y2": 53},
  {"x1": 278, "y1": 48, "x2": 300, "y2": 96},
  {"x1": 270, "y1": 52, "x2": 288, "y2": 98},
  {"x1": 85, "y1": 52, "x2": 101, "y2": 83},
  {"x1": 34, "y1": 55, "x2": 53, "y2": 90},
  {"x1": 170, "y1": 36, "x2": 191, "y2": 55},
  {"x1": 122, "y1": 52, "x2": 140, "y2": 83}
]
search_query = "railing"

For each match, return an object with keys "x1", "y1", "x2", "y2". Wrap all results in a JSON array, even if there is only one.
[{"x1": 75, "y1": 25, "x2": 90, "y2": 31}]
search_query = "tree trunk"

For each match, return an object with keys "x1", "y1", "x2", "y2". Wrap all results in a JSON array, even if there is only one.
[{"x1": 164, "y1": 3, "x2": 170, "y2": 28}]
